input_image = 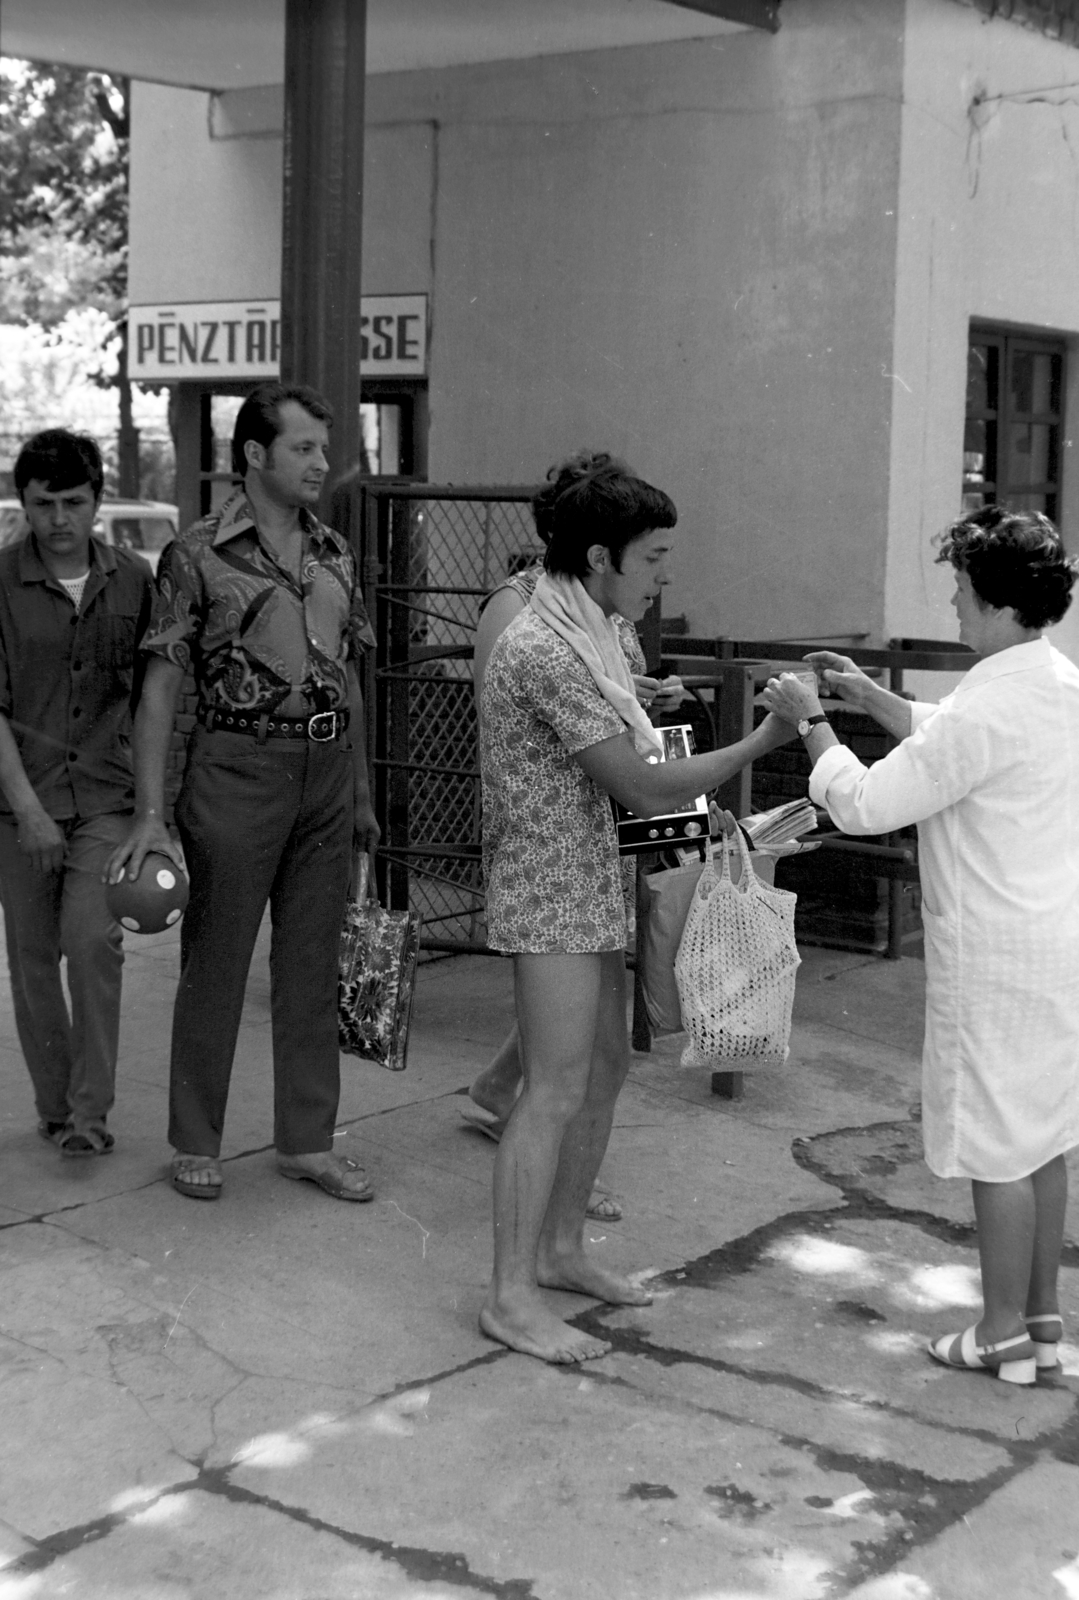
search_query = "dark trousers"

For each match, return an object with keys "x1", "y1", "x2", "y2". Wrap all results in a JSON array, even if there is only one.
[
  {"x1": 169, "y1": 726, "x2": 354, "y2": 1157},
  {"x1": 0, "y1": 813, "x2": 128, "y2": 1133}
]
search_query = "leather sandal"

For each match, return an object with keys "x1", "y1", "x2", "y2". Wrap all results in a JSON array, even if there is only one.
[
  {"x1": 58, "y1": 1125, "x2": 115, "y2": 1159},
  {"x1": 1026, "y1": 1313, "x2": 1064, "y2": 1369},
  {"x1": 172, "y1": 1153, "x2": 223, "y2": 1200},
  {"x1": 37, "y1": 1119, "x2": 67, "y2": 1144},
  {"x1": 928, "y1": 1324, "x2": 1037, "y2": 1385},
  {"x1": 586, "y1": 1191, "x2": 623, "y2": 1222},
  {"x1": 277, "y1": 1153, "x2": 374, "y2": 1202}
]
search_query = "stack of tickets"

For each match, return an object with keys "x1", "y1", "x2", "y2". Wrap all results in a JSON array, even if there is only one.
[{"x1": 739, "y1": 798, "x2": 820, "y2": 855}]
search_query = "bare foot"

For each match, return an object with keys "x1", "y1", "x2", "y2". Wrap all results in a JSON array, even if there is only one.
[
  {"x1": 536, "y1": 1254, "x2": 653, "y2": 1307},
  {"x1": 479, "y1": 1293, "x2": 611, "y2": 1364}
]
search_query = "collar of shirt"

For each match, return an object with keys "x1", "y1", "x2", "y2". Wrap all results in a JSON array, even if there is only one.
[
  {"x1": 209, "y1": 488, "x2": 348, "y2": 557},
  {"x1": 956, "y1": 635, "x2": 1053, "y2": 695},
  {"x1": 19, "y1": 533, "x2": 119, "y2": 618},
  {"x1": 18, "y1": 532, "x2": 118, "y2": 589}
]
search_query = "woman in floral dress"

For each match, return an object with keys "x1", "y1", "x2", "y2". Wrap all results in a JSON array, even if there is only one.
[
  {"x1": 464, "y1": 533, "x2": 683, "y2": 1225},
  {"x1": 478, "y1": 454, "x2": 795, "y2": 1363}
]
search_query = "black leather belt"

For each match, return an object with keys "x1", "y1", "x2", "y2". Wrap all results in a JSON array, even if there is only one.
[{"x1": 199, "y1": 707, "x2": 350, "y2": 742}]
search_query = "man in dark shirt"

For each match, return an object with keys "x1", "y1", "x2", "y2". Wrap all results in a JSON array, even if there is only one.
[
  {"x1": 0, "y1": 429, "x2": 154, "y2": 1156},
  {"x1": 108, "y1": 382, "x2": 379, "y2": 1203}
]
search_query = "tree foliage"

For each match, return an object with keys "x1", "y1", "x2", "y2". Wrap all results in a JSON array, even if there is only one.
[{"x1": 0, "y1": 59, "x2": 128, "y2": 329}]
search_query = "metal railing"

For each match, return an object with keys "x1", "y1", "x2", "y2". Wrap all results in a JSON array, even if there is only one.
[
  {"x1": 660, "y1": 635, "x2": 977, "y2": 958},
  {"x1": 360, "y1": 484, "x2": 540, "y2": 954}
]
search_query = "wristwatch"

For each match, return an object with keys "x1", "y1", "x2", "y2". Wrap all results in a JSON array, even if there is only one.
[{"x1": 797, "y1": 714, "x2": 828, "y2": 739}]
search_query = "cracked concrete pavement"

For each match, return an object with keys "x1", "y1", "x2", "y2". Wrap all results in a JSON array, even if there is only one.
[{"x1": 0, "y1": 919, "x2": 1077, "y2": 1600}]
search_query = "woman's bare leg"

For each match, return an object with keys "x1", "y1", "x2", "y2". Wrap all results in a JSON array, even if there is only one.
[
  {"x1": 536, "y1": 950, "x2": 650, "y2": 1306},
  {"x1": 971, "y1": 1176, "x2": 1036, "y2": 1352},
  {"x1": 1026, "y1": 1154, "x2": 1068, "y2": 1323},
  {"x1": 467, "y1": 1020, "x2": 623, "y2": 1219},
  {"x1": 480, "y1": 952, "x2": 611, "y2": 1363}
]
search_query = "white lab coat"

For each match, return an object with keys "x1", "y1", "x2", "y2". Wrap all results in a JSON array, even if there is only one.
[{"x1": 809, "y1": 638, "x2": 1079, "y2": 1180}]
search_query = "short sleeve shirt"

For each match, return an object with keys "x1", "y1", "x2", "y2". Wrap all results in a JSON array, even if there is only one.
[
  {"x1": 0, "y1": 535, "x2": 155, "y2": 820},
  {"x1": 481, "y1": 608, "x2": 629, "y2": 953},
  {"x1": 141, "y1": 489, "x2": 375, "y2": 715}
]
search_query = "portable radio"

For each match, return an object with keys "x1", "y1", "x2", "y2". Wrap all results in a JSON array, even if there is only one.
[{"x1": 614, "y1": 723, "x2": 710, "y2": 855}]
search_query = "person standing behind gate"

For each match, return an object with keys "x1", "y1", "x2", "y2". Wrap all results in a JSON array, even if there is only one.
[
  {"x1": 0, "y1": 429, "x2": 154, "y2": 1158},
  {"x1": 106, "y1": 382, "x2": 379, "y2": 1202}
]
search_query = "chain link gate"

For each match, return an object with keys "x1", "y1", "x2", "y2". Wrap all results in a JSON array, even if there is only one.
[{"x1": 359, "y1": 484, "x2": 541, "y2": 954}]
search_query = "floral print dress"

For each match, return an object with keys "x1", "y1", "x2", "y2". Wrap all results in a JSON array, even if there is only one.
[{"x1": 481, "y1": 604, "x2": 642, "y2": 955}]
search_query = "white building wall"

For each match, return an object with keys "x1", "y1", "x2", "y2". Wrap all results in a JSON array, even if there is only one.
[
  {"x1": 131, "y1": 2, "x2": 908, "y2": 643},
  {"x1": 887, "y1": 0, "x2": 1079, "y2": 665},
  {"x1": 129, "y1": 82, "x2": 281, "y2": 303}
]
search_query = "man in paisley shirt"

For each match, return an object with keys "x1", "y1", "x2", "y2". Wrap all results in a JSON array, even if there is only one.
[{"x1": 107, "y1": 382, "x2": 379, "y2": 1203}]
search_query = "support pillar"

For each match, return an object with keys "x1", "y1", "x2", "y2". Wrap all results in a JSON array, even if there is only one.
[{"x1": 280, "y1": 0, "x2": 367, "y2": 504}]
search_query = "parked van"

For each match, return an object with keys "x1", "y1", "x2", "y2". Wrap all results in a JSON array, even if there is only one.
[{"x1": 0, "y1": 497, "x2": 178, "y2": 575}]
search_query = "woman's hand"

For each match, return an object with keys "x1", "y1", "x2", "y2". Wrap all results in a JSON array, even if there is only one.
[
  {"x1": 633, "y1": 675, "x2": 660, "y2": 709},
  {"x1": 633, "y1": 674, "x2": 687, "y2": 715},
  {"x1": 651, "y1": 675, "x2": 686, "y2": 713},
  {"x1": 708, "y1": 803, "x2": 739, "y2": 838},
  {"x1": 803, "y1": 651, "x2": 876, "y2": 712},
  {"x1": 760, "y1": 672, "x2": 824, "y2": 725}
]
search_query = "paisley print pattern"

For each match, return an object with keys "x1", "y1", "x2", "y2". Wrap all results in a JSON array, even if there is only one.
[
  {"x1": 481, "y1": 608, "x2": 633, "y2": 954},
  {"x1": 143, "y1": 489, "x2": 375, "y2": 714}
]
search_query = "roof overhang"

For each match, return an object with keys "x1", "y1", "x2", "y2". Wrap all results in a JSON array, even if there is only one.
[{"x1": 0, "y1": 0, "x2": 776, "y2": 92}]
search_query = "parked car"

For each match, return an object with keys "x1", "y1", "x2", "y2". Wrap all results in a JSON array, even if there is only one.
[{"x1": 0, "y1": 497, "x2": 178, "y2": 575}]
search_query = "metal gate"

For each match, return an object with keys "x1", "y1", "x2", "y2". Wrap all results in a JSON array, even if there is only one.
[{"x1": 360, "y1": 484, "x2": 540, "y2": 953}]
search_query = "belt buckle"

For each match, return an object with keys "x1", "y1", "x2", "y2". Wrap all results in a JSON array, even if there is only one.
[{"x1": 307, "y1": 711, "x2": 337, "y2": 742}]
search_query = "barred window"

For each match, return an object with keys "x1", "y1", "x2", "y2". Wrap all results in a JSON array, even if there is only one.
[{"x1": 964, "y1": 326, "x2": 1065, "y2": 521}]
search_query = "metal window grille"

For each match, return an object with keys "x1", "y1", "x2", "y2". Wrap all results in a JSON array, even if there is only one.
[
  {"x1": 360, "y1": 484, "x2": 541, "y2": 954},
  {"x1": 964, "y1": 326, "x2": 1065, "y2": 521}
]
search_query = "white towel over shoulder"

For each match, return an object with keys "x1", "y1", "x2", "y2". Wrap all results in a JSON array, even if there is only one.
[{"x1": 530, "y1": 572, "x2": 662, "y2": 757}]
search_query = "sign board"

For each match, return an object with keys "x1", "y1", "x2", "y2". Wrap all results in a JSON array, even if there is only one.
[{"x1": 128, "y1": 295, "x2": 428, "y2": 382}]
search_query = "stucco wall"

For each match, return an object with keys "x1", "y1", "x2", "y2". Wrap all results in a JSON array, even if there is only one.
[
  {"x1": 129, "y1": 85, "x2": 434, "y2": 303},
  {"x1": 130, "y1": 1, "x2": 905, "y2": 641},
  {"x1": 129, "y1": 83, "x2": 281, "y2": 303},
  {"x1": 887, "y1": 0, "x2": 1079, "y2": 662}
]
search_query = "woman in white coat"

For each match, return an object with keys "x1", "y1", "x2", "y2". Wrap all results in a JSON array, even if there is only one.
[{"x1": 762, "y1": 507, "x2": 1079, "y2": 1387}]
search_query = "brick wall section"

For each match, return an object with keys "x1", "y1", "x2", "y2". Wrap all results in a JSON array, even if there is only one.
[{"x1": 970, "y1": 0, "x2": 1079, "y2": 45}]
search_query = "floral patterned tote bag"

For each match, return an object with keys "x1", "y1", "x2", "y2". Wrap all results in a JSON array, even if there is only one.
[{"x1": 338, "y1": 855, "x2": 422, "y2": 1071}]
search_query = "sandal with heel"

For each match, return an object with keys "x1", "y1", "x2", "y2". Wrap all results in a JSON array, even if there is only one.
[
  {"x1": 928, "y1": 1325, "x2": 1037, "y2": 1385},
  {"x1": 1025, "y1": 1314, "x2": 1064, "y2": 1370}
]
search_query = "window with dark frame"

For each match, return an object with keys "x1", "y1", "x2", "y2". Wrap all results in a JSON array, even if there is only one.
[{"x1": 964, "y1": 326, "x2": 1065, "y2": 521}]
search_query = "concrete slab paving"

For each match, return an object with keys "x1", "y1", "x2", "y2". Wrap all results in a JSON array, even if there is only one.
[{"x1": 0, "y1": 927, "x2": 1076, "y2": 1600}]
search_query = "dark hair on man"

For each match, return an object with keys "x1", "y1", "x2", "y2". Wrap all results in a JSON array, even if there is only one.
[
  {"x1": 539, "y1": 451, "x2": 677, "y2": 580},
  {"x1": 231, "y1": 381, "x2": 334, "y2": 476},
  {"x1": 14, "y1": 429, "x2": 104, "y2": 503},
  {"x1": 935, "y1": 505, "x2": 1078, "y2": 631}
]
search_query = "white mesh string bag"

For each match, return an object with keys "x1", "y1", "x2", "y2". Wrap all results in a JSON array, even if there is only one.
[{"x1": 674, "y1": 828, "x2": 800, "y2": 1070}]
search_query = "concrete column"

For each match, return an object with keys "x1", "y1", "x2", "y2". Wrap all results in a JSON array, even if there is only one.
[{"x1": 280, "y1": 0, "x2": 367, "y2": 497}]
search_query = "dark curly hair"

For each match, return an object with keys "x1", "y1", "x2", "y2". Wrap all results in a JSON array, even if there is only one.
[
  {"x1": 14, "y1": 428, "x2": 104, "y2": 502},
  {"x1": 935, "y1": 506, "x2": 1078, "y2": 631},
  {"x1": 537, "y1": 451, "x2": 676, "y2": 580}
]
